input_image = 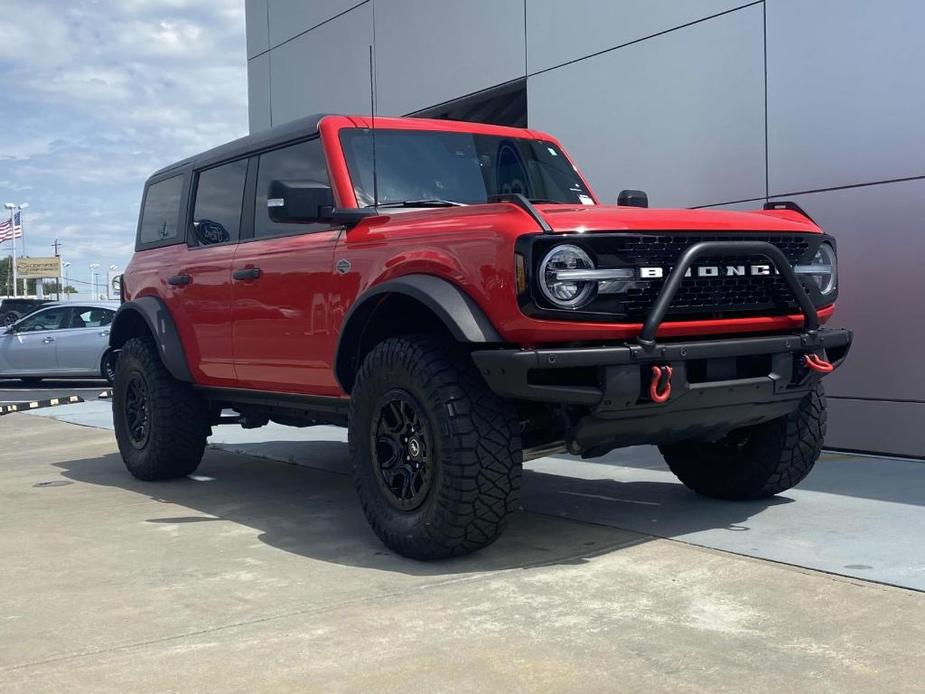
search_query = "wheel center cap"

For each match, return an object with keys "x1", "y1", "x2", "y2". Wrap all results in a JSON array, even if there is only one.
[{"x1": 407, "y1": 437, "x2": 422, "y2": 460}]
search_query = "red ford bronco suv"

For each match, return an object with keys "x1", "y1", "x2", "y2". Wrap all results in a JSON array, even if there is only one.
[{"x1": 111, "y1": 114, "x2": 852, "y2": 559}]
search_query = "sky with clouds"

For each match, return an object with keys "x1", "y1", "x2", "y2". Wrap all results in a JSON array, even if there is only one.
[{"x1": 0, "y1": 0, "x2": 248, "y2": 295}]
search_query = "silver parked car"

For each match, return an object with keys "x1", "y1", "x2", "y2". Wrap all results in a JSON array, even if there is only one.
[{"x1": 0, "y1": 302, "x2": 120, "y2": 384}]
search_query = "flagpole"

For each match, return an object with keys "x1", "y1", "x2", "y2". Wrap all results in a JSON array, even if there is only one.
[
  {"x1": 18, "y1": 206, "x2": 25, "y2": 259},
  {"x1": 7, "y1": 207, "x2": 16, "y2": 298}
]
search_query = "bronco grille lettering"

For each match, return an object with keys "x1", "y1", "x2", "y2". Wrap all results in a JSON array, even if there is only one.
[{"x1": 638, "y1": 264, "x2": 774, "y2": 279}]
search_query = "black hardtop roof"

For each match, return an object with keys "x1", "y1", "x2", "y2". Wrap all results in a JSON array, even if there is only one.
[{"x1": 148, "y1": 113, "x2": 331, "y2": 181}]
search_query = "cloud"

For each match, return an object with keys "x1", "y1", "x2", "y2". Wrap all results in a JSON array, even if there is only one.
[{"x1": 0, "y1": 0, "x2": 248, "y2": 290}]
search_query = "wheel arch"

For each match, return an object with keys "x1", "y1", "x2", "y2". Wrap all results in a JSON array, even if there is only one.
[
  {"x1": 334, "y1": 274, "x2": 502, "y2": 393},
  {"x1": 109, "y1": 296, "x2": 193, "y2": 382}
]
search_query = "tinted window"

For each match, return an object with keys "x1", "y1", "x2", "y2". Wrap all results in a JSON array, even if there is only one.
[
  {"x1": 339, "y1": 129, "x2": 594, "y2": 207},
  {"x1": 16, "y1": 307, "x2": 70, "y2": 332},
  {"x1": 139, "y1": 175, "x2": 184, "y2": 245},
  {"x1": 192, "y1": 159, "x2": 248, "y2": 245},
  {"x1": 255, "y1": 139, "x2": 331, "y2": 238},
  {"x1": 71, "y1": 308, "x2": 115, "y2": 328}
]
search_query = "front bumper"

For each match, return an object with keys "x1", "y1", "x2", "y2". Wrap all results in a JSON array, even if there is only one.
[{"x1": 472, "y1": 327, "x2": 852, "y2": 454}]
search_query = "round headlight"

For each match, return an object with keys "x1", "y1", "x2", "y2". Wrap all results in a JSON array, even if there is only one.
[
  {"x1": 794, "y1": 242, "x2": 837, "y2": 296},
  {"x1": 538, "y1": 244, "x2": 596, "y2": 309}
]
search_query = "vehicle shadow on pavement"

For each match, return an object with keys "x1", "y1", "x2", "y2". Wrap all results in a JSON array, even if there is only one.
[{"x1": 53, "y1": 445, "x2": 786, "y2": 576}]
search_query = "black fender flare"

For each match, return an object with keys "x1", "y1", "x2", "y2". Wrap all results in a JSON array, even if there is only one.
[
  {"x1": 334, "y1": 274, "x2": 502, "y2": 392},
  {"x1": 109, "y1": 296, "x2": 193, "y2": 382}
]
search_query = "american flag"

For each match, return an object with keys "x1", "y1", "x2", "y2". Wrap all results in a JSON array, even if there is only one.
[{"x1": 0, "y1": 211, "x2": 22, "y2": 242}]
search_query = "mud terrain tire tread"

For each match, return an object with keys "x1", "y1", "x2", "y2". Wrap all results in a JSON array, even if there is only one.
[
  {"x1": 113, "y1": 336, "x2": 208, "y2": 481},
  {"x1": 349, "y1": 335, "x2": 522, "y2": 559},
  {"x1": 659, "y1": 384, "x2": 826, "y2": 500}
]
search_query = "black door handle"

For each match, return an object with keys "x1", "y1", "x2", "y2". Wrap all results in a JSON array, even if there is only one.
[
  {"x1": 233, "y1": 267, "x2": 262, "y2": 281},
  {"x1": 168, "y1": 274, "x2": 191, "y2": 286}
]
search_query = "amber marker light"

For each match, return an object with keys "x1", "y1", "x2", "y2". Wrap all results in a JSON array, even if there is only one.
[{"x1": 515, "y1": 253, "x2": 527, "y2": 294}]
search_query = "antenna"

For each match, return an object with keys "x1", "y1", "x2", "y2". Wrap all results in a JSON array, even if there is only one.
[{"x1": 368, "y1": 44, "x2": 379, "y2": 209}]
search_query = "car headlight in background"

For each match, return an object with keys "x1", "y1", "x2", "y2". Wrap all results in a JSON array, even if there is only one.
[
  {"x1": 538, "y1": 244, "x2": 597, "y2": 309},
  {"x1": 794, "y1": 242, "x2": 837, "y2": 296}
]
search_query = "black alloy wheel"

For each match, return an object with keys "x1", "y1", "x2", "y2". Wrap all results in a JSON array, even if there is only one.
[
  {"x1": 112, "y1": 336, "x2": 208, "y2": 481},
  {"x1": 372, "y1": 390, "x2": 434, "y2": 511},
  {"x1": 348, "y1": 334, "x2": 523, "y2": 559},
  {"x1": 124, "y1": 372, "x2": 151, "y2": 449}
]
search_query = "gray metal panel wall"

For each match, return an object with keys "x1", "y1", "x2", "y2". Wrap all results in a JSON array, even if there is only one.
[
  {"x1": 247, "y1": 53, "x2": 272, "y2": 132},
  {"x1": 525, "y1": 0, "x2": 752, "y2": 74},
  {"x1": 267, "y1": 0, "x2": 364, "y2": 49},
  {"x1": 245, "y1": 0, "x2": 269, "y2": 59},
  {"x1": 764, "y1": 1, "x2": 925, "y2": 456},
  {"x1": 827, "y1": 399, "x2": 925, "y2": 460},
  {"x1": 528, "y1": 4, "x2": 766, "y2": 209},
  {"x1": 775, "y1": 181, "x2": 925, "y2": 404},
  {"x1": 766, "y1": 0, "x2": 925, "y2": 194},
  {"x1": 374, "y1": 0, "x2": 525, "y2": 116},
  {"x1": 269, "y1": 3, "x2": 374, "y2": 124}
]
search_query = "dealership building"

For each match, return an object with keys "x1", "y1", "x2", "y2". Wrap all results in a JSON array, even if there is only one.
[{"x1": 244, "y1": 0, "x2": 924, "y2": 458}]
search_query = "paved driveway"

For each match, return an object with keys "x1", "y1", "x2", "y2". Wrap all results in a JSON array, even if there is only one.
[{"x1": 1, "y1": 414, "x2": 923, "y2": 693}]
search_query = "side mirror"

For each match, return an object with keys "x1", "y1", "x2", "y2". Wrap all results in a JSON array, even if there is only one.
[
  {"x1": 267, "y1": 180, "x2": 335, "y2": 224},
  {"x1": 617, "y1": 189, "x2": 648, "y2": 208}
]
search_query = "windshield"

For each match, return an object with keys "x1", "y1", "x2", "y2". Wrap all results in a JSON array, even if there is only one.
[{"x1": 339, "y1": 128, "x2": 595, "y2": 207}]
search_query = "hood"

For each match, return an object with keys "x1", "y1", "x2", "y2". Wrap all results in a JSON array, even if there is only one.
[{"x1": 534, "y1": 204, "x2": 819, "y2": 234}]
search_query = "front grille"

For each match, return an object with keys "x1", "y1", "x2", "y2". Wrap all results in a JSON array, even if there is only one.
[{"x1": 595, "y1": 233, "x2": 811, "y2": 321}]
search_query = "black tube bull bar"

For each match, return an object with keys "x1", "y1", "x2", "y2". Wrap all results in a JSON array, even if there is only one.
[{"x1": 636, "y1": 240, "x2": 819, "y2": 349}]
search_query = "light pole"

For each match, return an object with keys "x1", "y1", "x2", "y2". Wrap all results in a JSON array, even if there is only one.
[
  {"x1": 62, "y1": 262, "x2": 71, "y2": 301},
  {"x1": 89, "y1": 263, "x2": 100, "y2": 301},
  {"x1": 4, "y1": 202, "x2": 27, "y2": 297}
]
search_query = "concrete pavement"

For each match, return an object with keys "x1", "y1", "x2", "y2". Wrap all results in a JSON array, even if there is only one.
[
  {"x1": 27, "y1": 399, "x2": 925, "y2": 591},
  {"x1": 2, "y1": 414, "x2": 923, "y2": 693}
]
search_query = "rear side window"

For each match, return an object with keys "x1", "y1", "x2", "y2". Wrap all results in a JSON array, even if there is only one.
[
  {"x1": 16, "y1": 306, "x2": 70, "y2": 332},
  {"x1": 255, "y1": 139, "x2": 330, "y2": 238},
  {"x1": 71, "y1": 308, "x2": 115, "y2": 328},
  {"x1": 139, "y1": 175, "x2": 184, "y2": 245},
  {"x1": 191, "y1": 159, "x2": 248, "y2": 245}
]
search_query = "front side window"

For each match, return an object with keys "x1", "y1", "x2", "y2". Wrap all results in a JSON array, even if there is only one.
[
  {"x1": 139, "y1": 175, "x2": 184, "y2": 245},
  {"x1": 192, "y1": 159, "x2": 248, "y2": 245},
  {"x1": 16, "y1": 307, "x2": 70, "y2": 332},
  {"x1": 255, "y1": 139, "x2": 331, "y2": 238},
  {"x1": 339, "y1": 129, "x2": 594, "y2": 207}
]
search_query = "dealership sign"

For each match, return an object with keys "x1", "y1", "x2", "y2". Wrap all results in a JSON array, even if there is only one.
[
  {"x1": 107, "y1": 269, "x2": 121, "y2": 300},
  {"x1": 16, "y1": 256, "x2": 62, "y2": 279}
]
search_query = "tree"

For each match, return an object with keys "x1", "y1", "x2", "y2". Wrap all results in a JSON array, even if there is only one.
[
  {"x1": 43, "y1": 281, "x2": 77, "y2": 295},
  {"x1": 0, "y1": 256, "x2": 11, "y2": 295}
]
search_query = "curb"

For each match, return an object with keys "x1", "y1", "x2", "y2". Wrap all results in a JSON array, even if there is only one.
[{"x1": 0, "y1": 395, "x2": 85, "y2": 416}]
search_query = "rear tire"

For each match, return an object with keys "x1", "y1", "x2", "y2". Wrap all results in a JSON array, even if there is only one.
[
  {"x1": 349, "y1": 335, "x2": 522, "y2": 559},
  {"x1": 659, "y1": 384, "x2": 826, "y2": 500},
  {"x1": 113, "y1": 336, "x2": 209, "y2": 481}
]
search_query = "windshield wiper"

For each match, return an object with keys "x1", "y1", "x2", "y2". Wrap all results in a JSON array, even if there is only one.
[{"x1": 372, "y1": 199, "x2": 466, "y2": 208}]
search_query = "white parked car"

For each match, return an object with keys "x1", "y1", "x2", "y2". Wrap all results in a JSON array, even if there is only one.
[{"x1": 0, "y1": 302, "x2": 120, "y2": 384}]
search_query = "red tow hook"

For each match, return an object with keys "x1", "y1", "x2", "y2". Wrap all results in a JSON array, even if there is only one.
[
  {"x1": 803, "y1": 353, "x2": 834, "y2": 373},
  {"x1": 649, "y1": 365, "x2": 673, "y2": 404}
]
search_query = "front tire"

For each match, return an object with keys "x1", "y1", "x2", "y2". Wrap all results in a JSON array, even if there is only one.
[
  {"x1": 113, "y1": 337, "x2": 209, "y2": 481},
  {"x1": 101, "y1": 350, "x2": 119, "y2": 385},
  {"x1": 659, "y1": 384, "x2": 826, "y2": 500},
  {"x1": 349, "y1": 335, "x2": 522, "y2": 559}
]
